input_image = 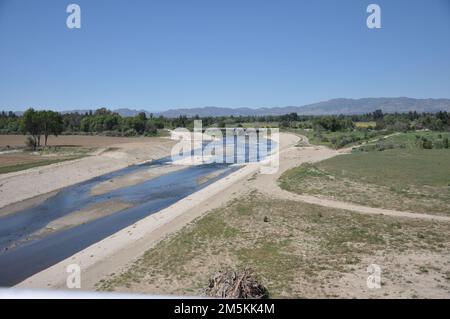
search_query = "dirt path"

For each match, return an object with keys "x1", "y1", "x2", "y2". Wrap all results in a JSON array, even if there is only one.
[{"x1": 262, "y1": 186, "x2": 450, "y2": 222}]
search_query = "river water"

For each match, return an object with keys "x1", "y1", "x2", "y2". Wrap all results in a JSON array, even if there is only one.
[{"x1": 0, "y1": 136, "x2": 275, "y2": 286}]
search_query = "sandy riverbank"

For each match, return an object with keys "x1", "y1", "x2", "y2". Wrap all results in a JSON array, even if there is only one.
[
  {"x1": 90, "y1": 164, "x2": 187, "y2": 196},
  {"x1": 34, "y1": 200, "x2": 134, "y2": 237}
]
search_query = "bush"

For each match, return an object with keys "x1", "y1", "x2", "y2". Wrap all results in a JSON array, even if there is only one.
[
  {"x1": 25, "y1": 136, "x2": 37, "y2": 149},
  {"x1": 433, "y1": 140, "x2": 444, "y2": 149},
  {"x1": 416, "y1": 136, "x2": 433, "y2": 149},
  {"x1": 423, "y1": 139, "x2": 433, "y2": 149},
  {"x1": 123, "y1": 128, "x2": 138, "y2": 137}
]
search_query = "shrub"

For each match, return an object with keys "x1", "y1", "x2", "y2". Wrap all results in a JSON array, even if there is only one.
[
  {"x1": 433, "y1": 140, "x2": 444, "y2": 149},
  {"x1": 423, "y1": 139, "x2": 433, "y2": 149},
  {"x1": 416, "y1": 136, "x2": 433, "y2": 149},
  {"x1": 123, "y1": 128, "x2": 138, "y2": 137},
  {"x1": 25, "y1": 136, "x2": 37, "y2": 150}
]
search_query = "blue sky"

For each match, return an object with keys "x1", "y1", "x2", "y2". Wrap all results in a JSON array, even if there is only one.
[{"x1": 0, "y1": 0, "x2": 449, "y2": 112}]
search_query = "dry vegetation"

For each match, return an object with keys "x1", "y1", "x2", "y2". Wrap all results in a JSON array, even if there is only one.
[{"x1": 97, "y1": 192, "x2": 450, "y2": 298}]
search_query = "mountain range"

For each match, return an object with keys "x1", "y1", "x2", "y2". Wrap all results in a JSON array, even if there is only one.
[
  {"x1": 9, "y1": 97, "x2": 450, "y2": 118},
  {"x1": 136, "y1": 97, "x2": 450, "y2": 117},
  {"x1": 152, "y1": 98, "x2": 450, "y2": 117}
]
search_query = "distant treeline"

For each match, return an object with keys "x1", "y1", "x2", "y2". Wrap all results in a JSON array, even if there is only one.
[
  {"x1": 1, "y1": 108, "x2": 449, "y2": 140},
  {"x1": 274, "y1": 110, "x2": 450, "y2": 132}
]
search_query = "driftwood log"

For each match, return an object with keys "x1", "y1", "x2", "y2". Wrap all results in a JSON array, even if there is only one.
[{"x1": 204, "y1": 269, "x2": 268, "y2": 299}]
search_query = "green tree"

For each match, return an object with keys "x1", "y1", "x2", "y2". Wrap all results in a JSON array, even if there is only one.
[
  {"x1": 41, "y1": 111, "x2": 63, "y2": 146},
  {"x1": 132, "y1": 112, "x2": 147, "y2": 134},
  {"x1": 20, "y1": 108, "x2": 42, "y2": 148},
  {"x1": 80, "y1": 117, "x2": 92, "y2": 132}
]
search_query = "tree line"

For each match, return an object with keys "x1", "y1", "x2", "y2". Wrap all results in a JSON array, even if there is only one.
[{"x1": 1, "y1": 108, "x2": 449, "y2": 148}]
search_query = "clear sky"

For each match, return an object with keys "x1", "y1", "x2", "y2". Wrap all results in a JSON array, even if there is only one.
[{"x1": 0, "y1": 0, "x2": 449, "y2": 112}]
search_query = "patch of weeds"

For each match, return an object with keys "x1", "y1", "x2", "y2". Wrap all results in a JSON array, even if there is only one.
[{"x1": 418, "y1": 266, "x2": 429, "y2": 274}]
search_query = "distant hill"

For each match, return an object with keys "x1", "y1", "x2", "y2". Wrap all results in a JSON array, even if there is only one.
[
  {"x1": 112, "y1": 108, "x2": 150, "y2": 117},
  {"x1": 295, "y1": 98, "x2": 450, "y2": 115},
  {"x1": 153, "y1": 98, "x2": 450, "y2": 117},
  {"x1": 8, "y1": 97, "x2": 450, "y2": 118}
]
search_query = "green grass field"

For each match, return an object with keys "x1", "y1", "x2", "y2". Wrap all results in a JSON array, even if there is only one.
[
  {"x1": 279, "y1": 133, "x2": 450, "y2": 215},
  {"x1": 321, "y1": 149, "x2": 450, "y2": 187}
]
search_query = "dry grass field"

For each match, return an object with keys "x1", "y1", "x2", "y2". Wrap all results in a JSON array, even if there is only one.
[
  {"x1": 0, "y1": 135, "x2": 170, "y2": 174},
  {"x1": 0, "y1": 134, "x2": 167, "y2": 149},
  {"x1": 97, "y1": 192, "x2": 450, "y2": 298}
]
